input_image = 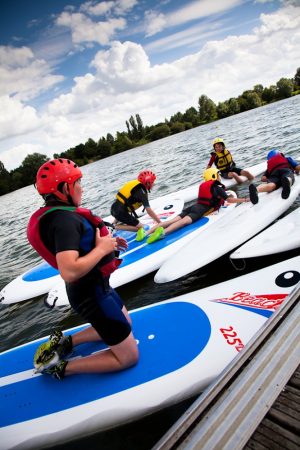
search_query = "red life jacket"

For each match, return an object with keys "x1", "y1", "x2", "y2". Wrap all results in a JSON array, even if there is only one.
[
  {"x1": 197, "y1": 180, "x2": 224, "y2": 209},
  {"x1": 27, "y1": 206, "x2": 121, "y2": 278},
  {"x1": 267, "y1": 154, "x2": 290, "y2": 174}
]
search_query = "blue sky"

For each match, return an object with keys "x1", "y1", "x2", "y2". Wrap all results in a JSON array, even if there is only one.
[{"x1": 0, "y1": 0, "x2": 299, "y2": 170}]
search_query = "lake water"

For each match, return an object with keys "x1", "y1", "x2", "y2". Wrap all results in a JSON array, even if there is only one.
[{"x1": 1, "y1": 95, "x2": 300, "y2": 449}]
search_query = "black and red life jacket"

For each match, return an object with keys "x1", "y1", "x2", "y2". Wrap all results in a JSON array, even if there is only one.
[
  {"x1": 27, "y1": 206, "x2": 121, "y2": 278},
  {"x1": 197, "y1": 180, "x2": 225, "y2": 209},
  {"x1": 267, "y1": 154, "x2": 290, "y2": 174}
]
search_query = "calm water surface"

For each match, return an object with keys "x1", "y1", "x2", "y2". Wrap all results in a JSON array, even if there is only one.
[{"x1": 1, "y1": 96, "x2": 300, "y2": 449}]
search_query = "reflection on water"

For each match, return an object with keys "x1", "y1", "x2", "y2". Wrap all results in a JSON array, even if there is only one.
[{"x1": 1, "y1": 96, "x2": 300, "y2": 449}]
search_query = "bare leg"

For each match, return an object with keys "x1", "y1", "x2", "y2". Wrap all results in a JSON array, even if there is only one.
[
  {"x1": 146, "y1": 215, "x2": 182, "y2": 235},
  {"x1": 241, "y1": 169, "x2": 254, "y2": 181},
  {"x1": 163, "y1": 216, "x2": 192, "y2": 235},
  {"x1": 65, "y1": 332, "x2": 139, "y2": 374},
  {"x1": 115, "y1": 223, "x2": 142, "y2": 232},
  {"x1": 64, "y1": 306, "x2": 138, "y2": 375},
  {"x1": 228, "y1": 171, "x2": 244, "y2": 184},
  {"x1": 257, "y1": 182, "x2": 276, "y2": 193}
]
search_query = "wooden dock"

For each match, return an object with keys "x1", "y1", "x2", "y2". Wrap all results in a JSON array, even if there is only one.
[{"x1": 152, "y1": 283, "x2": 300, "y2": 450}]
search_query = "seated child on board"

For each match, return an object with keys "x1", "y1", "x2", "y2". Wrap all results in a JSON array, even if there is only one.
[
  {"x1": 249, "y1": 149, "x2": 300, "y2": 204},
  {"x1": 207, "y1": 137, "x2": 254, "y2": 184},
  {"x1": 111, "y1": 170, "x2": 161, "y2": 234}
]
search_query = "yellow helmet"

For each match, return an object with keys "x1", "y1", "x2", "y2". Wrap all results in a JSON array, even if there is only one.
[
  {"x1": 212, "y1": 137, "x2": 225, "y2": 147},
  {"x1": 203, "y1": 168, "x2": 220, "y2": 182}
]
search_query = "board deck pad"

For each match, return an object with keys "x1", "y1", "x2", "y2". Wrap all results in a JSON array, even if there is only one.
[{"x1": 0, "y1": 302, "x2": 210, "y2": 427}]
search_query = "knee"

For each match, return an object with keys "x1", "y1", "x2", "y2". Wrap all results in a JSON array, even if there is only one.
[{"x1": 122, "y1": 348, "x2": 139, "y2": 368}]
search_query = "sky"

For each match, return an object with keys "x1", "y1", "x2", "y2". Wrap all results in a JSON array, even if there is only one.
[{"x1": 0, "y1": 0, "x2": 299, "y2": 171}]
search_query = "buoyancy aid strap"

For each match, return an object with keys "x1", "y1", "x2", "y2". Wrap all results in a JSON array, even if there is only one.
[
  {"x1": 39, "y1": 205, "x2": 76, "y2": 217},
  {"x1": 116, "y1": 191, "x2": 138, "y2": 218}
]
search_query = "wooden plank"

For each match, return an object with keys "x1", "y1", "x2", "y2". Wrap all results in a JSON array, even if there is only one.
[{"x1": 246, "y1": 418, "x2": 300, "y2": 450}]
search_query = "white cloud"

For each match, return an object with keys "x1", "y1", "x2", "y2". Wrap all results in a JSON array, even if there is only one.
[
  {"x1": 80, "y1": 0, "x2": 137, "y2": 16},
  {"x1": 114, "y1": 0, "x2": 138, "y2": 15},
  {"x1": 56, "y1": 11, "x2": 126, "y2": 46},
  {"x1": 145, "y1": 11, "x2": 167, "y2": 37},
  {"x1": 1, "y1": 4, "x2": 300, "y2": 171},
  {"x1": 0, "y1": 96, "x2": 40, "y2": 141},
  {"x1": 145, "y1": 20, "x2": 222, "y2": 53},
  {"x1": 145, "y1": 0, "x2": 243, "y2": 36},
  {"x1": 0, "y1": 143, "x2": 44, "y2": 170},
  {"x1": 0, "y1": 46, "x2": 64, "y2": 102},
  {"x1": 80, "y1": 1, "x2": 115, "y2": 16}
]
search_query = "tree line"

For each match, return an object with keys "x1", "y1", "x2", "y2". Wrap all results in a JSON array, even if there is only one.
[{"x1": 1, "y1": 67, "x2": 299, "y2": 196}]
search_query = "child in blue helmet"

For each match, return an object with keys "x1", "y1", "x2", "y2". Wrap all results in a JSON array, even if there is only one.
[{"x1": 249, "y1": 149, "x2": 300, "y2": 204}]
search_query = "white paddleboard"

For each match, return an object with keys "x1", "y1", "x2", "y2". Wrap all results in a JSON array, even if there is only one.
[
  {"x1": 0, "y1": 197, "x2": 183, "y2": 305},
  {"x1": 155, "y1": 176, "x2": 300, "y2": 283},
  {"x1": 161, "y1": 160, "x2": 266, "y2": 203},
  {"x1": 0, "y1": 261, "x2": 61, "y2": 304},
  {"x1": 230, "y1": 206, "x2": 300, "y2": 259},
  {"x1": 46, "y1": 192, "x2": 238, "y2": 307},
  {"x1": 1, "y1": 255, "x2": 299, "y2": 450}
]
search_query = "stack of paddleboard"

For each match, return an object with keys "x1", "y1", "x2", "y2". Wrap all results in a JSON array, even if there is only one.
[
  {"x1": 230, "y1": 207, "x2": 300, "y2": 259},
  {"x1": 1, "y1": 256, "x2": 299, "y2": 450}
]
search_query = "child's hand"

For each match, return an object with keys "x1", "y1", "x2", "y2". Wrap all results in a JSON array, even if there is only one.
[
  {"x1": 116, "y1": 236, "x2": 128, "y2": 251},
  {"x1": 95, "y1": 229, "x2": 117, "y2": 254}
]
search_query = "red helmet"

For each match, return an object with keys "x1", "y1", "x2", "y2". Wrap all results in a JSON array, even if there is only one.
[
  {"x1": 138, "y1": 170, "x2": 156, "y2": 192},
  {"x1": 36, "y1": 158, "x2": 82, "y2": 202}
]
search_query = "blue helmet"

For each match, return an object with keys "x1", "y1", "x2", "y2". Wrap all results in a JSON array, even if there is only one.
[{"x1": 267, "y1": 149, "x2": 280, "y2": 160}]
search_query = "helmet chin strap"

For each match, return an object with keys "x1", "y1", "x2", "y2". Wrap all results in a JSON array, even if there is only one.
[{"x1": 58, "y1": 183, "x2": 75, "y2": 205}]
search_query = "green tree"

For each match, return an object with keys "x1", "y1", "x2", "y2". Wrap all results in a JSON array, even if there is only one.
[
  {"x1": 261, "y1": 85, "x2": 277, "y2": 103},
  {"x1": 113, "y1": 133, "x2": 133, "y2": 154},
  {"x1": 84, "y1": 138, "x2": 98, "y2": 159},
  {"x1": 73, "y1": 144, "x2": 85, "y2": 160},
  {"x1": 10, "y1": 170, "x2": 24, "y2": 191},
  {"x1": 20, "y1": 153, "x2": 49, "y2": 185},
  {"x1": 0, "y1": 161, "x2": 11, "y2": 195},
  {"x1": 217, "y1": 101, "x2": 229, "y2": 119},
  {"x1": 198, "y1": 95, "x2": 217, "y2": 123},
  {"x1": 170, "y1": 122, "x2": 185, "y2": 134},
  {"x1": 276, "y1": 78, "x2": 294, "y2": 99},
  {"x1": 238, "y1": 90, "x2": 262, "y2": 111},
  {"x1": 106, "y1": 133, "x2": 114, "y2": 145},
  {"x1": 253, "y1": 84, "x2": 264, "y2": 96},
  {"x1": 227, "y1": 98, "x2": 240, "y2": 115},
  {"x1": 294, "y1": 67, "x2": 300, "y2": 89},
  {"x1": 127, "y1": 115, "x2": 139, "y2": 141},
  {"x1": 97, "y1": 137, "x2": 112, "y2": 159},
  {"x1": 147, "y1": 124, "x2": 170, "y2": 141},
  {"x1": 136, "y1": 114, "x2": 145, "y2": 139},
  {"x1": 182, "y1": 107, "x2": 200, "y2": 127},
  {"x1": 169, "y1": 111, "x2": 183, "y2": 123}
]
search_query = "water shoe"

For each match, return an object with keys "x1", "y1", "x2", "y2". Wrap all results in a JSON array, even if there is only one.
[
  {"x1": 147, "y1": 227, "x2": 165, "y2": 244},
  {"x1": 136, "y1": 228, "x2": 146, "y2": 241},
  {"x1": 36, "y1": 357, "x2": 68, "y2": 380},
  {"x1": 249, "y1": 184, "x2": 259, "y2": 204},
  {"x1": 34, "y1": 330, "x2": 73, "y2": 371},
  {"x1": 281, "y1": 177, "x2": 291, "y2": 199}
]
